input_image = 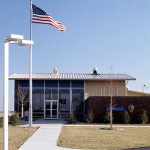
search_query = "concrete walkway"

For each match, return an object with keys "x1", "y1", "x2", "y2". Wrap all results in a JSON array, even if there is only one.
[
  {"x1": 19, "y1": 119, "x2": 80, "y2": 150},
  {"x1": 19, "y1": 119, "x2": 150, "y2": 150}
]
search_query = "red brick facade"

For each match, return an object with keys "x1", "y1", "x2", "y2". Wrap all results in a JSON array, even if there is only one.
[{"x1": 85, "y1": 96, "x2": 150, "y2": 123}]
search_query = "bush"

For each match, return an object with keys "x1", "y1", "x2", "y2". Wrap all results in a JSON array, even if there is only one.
[
  {"x1": 0, "y1": 117, "x2": 3, "y2": 127},
  {"x1": 103, "y1": 112, "x2": 111, "y2": 123},
  {"x1": 123, "y1": 110, "x2": 130, "y2": 124},
  {"x1": 9, "y1": 113, "x2": 20, "y2": 126},
  {"x1": 67, "y1": 113, "x2": 77, "y2": 124},
  {"x1": 86, "y1": 110, "x2": 95, "y2": 124},
  {"x1": 139, "y1": 109, "x2": 149, "y2": 124}
]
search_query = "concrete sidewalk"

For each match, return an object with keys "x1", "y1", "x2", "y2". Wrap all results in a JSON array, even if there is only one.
[
  {"x1": 19, "y1": 119, "x2": 150, "y2": 150},
  {"x1": 19, "y1": 119, "x2": 80, "y2": 150}
]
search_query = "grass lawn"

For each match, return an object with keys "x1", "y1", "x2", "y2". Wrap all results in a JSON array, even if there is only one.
[
  {"x1": 57, "y1": 126, "x2": 150, "y2": 150},
  {"x1": 0, "y1": 126, "x2": 38, "y2": 150}
]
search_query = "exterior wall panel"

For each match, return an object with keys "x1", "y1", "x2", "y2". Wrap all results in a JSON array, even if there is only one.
[{"x1": 85, "y1": 80, "x2": 125, "y2": 99}]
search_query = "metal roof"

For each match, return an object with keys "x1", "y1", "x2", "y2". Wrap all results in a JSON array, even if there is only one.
[{"x1": 9, "y1": 73, "x2": 136, "y2": 81}]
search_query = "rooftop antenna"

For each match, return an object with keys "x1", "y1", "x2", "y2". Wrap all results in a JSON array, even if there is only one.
[
  {"x1": 109, "y1": 65, "x2": 114, "y2": 73},
  {"x1": 142, "y1": 84, "x2": 149, "y2": 92}
]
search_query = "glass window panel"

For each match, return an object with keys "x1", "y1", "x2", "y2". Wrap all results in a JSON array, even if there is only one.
[
  {"x1": 33, "y1": 89, "x2": 44, "y2": 94},
  {"x1": 17, "y1": 88, "x2": 29, "y2": 112},
  {"x1": 52, "y1": 110, "x2": 57, "y2": 118},
  {"x1": 18, "y1": 80, "x2": 29, "y2": 87},
  {"x1": 59, "y1": 89, "x2": 70, "y2": 94},
  {"x1": 59, "y1": 81, "x2": 70, "y2": 88},
  {"x1": 72, "y1": 89, "x2": 84, "y2": 113},
  {"x1": 46, "y1": 110, "x2": 51, "y2": 118},
  {"x1": 32, "y1": 89, "x2": 44, "y2": 110},
  {"x1": 45, "y1": 88, "x2": 58, "y2": 100},
  {"x1": 45, "y1": 102, "x2": 51, "y2": 109},
  {"x1": 33, "y1": 80, "x2": 44, "y2": 87},
  {"x1": 45, "y1": 80, "x2": 58, "y2": 87},
  {"x1": 18, "y1": 80, "x2": 45, "y2": 88},
  {"x1": 59, "y1": 89, "x2": 70, "y2": 112},
  {"x1": 72, "y1": 80, "x2": 84, "y2": 88},
  {"x1": 45, "y1": 89, "x2": 51, "y2": 100},
  {"x1": 52, "y1": 89, "x2": 58, "y2": 100},
  {"x1": 52, "y1": 101, "x2": 57, "y2": 109}
]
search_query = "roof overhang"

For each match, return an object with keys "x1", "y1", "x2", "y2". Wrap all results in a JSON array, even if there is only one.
[{"x1": 9, "y1": 73, "x2": 136, "y2": 81}]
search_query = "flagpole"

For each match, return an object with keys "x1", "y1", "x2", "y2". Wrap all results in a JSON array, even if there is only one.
[{"x1": 29, "y1": 0, "x2": 33, "y2": 127}]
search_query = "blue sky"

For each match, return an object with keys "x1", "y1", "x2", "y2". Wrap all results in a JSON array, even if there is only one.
[{"x1": 0, "y1": 0, "x2": 150, "y2": 111}]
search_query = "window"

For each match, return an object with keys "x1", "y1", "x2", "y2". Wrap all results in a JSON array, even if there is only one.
[
  {"x1": 33, "y1": 80, "x2": 44, "y2": 87},
  {"x1": 72, "y1": 81, "x2": 84, "y2": 88},
  {"x1": 59, "y1": 89, "x2": 70, "y2": 112},
  {"x1": 72, "y1": 89, "x2": 84, "y2": 113},
  {"x1": 59, "y1": 81, "x2": 70, "y2": 88},
  {"x1": 45, "y1": 88, "x2": 58, "y2": 100},
  {"x1": 32, "y1": 88, "x2": 44, "y2": 110},
  {"x1": 45, "y1": 80, "x2": 58, "y2": 87},
  {"x1": 18, "y1": 80, "x2": 29, "y2": 87}
]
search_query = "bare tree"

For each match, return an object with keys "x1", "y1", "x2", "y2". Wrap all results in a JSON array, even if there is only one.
[
  {"x1": 108, "y1": 78, "x2": 113, "y2": 130},
  {"x1": 16, "y1": 88, "x2": 29, "y2": 118},
  {"x1": 106, "y1": 66, "x2": 118, "y2": 130}
]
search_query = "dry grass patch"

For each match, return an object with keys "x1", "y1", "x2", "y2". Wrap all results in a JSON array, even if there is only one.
[
  {"x1": 57, "y1": 126, "x2": 150, "y2": 150},
  {"x1": 0, "y1": 126, "x2": 38, "y2": 150}
]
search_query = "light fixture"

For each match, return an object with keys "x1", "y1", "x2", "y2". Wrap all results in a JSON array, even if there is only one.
[
  {"x1": 5, "y1": 34, "x2": 23, "y2": 42},
  {"x1": 3, "y1": 34, "x2": 33, "y2": 150},
  {"x1": 18, "y1": 40, "x2": 34, "y2": 46}
]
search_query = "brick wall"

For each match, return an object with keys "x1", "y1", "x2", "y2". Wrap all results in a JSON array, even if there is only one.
[{"x1": 85, "y1": 96, "x2": 150, "y2": 123}]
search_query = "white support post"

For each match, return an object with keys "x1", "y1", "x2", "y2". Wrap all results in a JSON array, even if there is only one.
[
  {"x1": 3, "y1": 42, "x2": 9, "y2": 150},
  {"x1": 3, "y1": 34, "x2": 33, "y2": 150},
  {"x1": 29, "y1": 0, "x2": 33, "y2": 127},
  {"x1": 29, "y1": 46, "x2": 32, "y2": 127}
]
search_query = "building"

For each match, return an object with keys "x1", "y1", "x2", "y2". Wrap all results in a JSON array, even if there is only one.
[
  {"x1": 127, "y1": 90, "x2": 150, "y2": 96},
  {"x1": 9, "y1": 68, "x2": 135, "y2": 120}
]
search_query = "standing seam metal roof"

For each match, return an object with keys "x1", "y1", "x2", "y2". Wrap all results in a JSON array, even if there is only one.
[{"x1": 9, "y1": 73, "x2": 136, "y2": 80}]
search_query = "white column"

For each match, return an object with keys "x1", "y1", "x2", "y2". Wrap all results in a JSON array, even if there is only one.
[
  {"x1": 29, "y1": 0, "x2": 33, "y2": 127},
  {"x1": 70, "y1": 81, "x2": 72, "y2": 116},
  {"x1": 29, "y1": 46, "x2": 32, "y2": 127},
  {"x1": 3, "y1": 42, "x2": 9, "y2": 150}
]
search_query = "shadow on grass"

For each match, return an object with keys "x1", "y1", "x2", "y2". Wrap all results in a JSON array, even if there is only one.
[
  {"x1": 124, "y1": 147, "x2": 150, "y2": 150},
  {"x1": 20, "y1": 118, "x2": 66, "y2": 125}
]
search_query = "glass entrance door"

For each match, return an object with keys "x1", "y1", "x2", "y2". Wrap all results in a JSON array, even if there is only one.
[{"x1": 44, "y1": 100, "x2": 58, "y2": 119}]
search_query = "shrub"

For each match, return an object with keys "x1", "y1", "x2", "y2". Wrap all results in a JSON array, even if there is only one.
[
  {"x1": 0, "y1": 117, "x2": 3, "y2": 127},
  {"x1": 67, "y1": 113, "x2": 77, "y2": 124},
  {"x1": 103, "y1": 112, "x2": 111, "y2": 123},
  {"x1": 9, "y1": 113, "x2": 20, "y2": 126},
  {"x1": 139, "y1": 109, "x2": 149, "y2": 124},
  {"x1": 86, "y1": 110, "x2": 95, "y2": 124},
  {"x1": 123, "y1": 110, "x2": 130, "y2": 124}
]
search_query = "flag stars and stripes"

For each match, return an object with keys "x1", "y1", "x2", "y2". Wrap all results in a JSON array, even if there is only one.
[
  {"x1": 32, "y1": 4, "x2": 47, "y2": 15},
  {"x1": 32, "y1": 4, "x2": 66, "y2": 31}
]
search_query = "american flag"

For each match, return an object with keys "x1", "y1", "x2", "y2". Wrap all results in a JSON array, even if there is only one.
[{"x1": 32, "y1": 4, "x2": 66, "y2": 31}]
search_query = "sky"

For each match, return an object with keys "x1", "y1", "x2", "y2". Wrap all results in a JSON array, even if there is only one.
[{"x1": 0, "y1": 0, "x2": 150, "y2": 111}]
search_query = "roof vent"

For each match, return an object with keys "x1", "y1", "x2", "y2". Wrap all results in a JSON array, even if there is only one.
[
  {"x1": 53, "y1": 68, "x2": 59, "y2": 74},
  {"x1": 93, "y1": 68, "x2": 98, "y2": 75}
]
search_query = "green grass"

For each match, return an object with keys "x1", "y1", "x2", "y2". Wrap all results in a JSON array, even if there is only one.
[
  {"x1": 57, "y1": 126, "x2": 150, "y2": 150},
  {"x1": 0, "y1": 126, "x2": 38, "y2": 150}
]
